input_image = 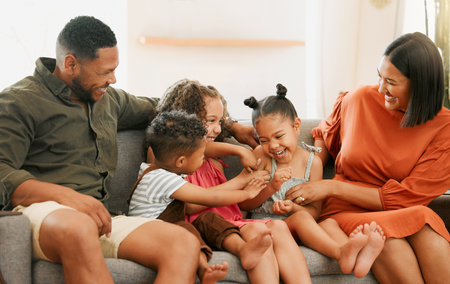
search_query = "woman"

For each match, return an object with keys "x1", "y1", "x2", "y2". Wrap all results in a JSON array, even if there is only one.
[{"x1": 286, "y1": 32, "x2": 450, "y2": 283}]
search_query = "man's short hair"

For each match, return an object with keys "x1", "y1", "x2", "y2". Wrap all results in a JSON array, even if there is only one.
[
  {"x1": 57, "y1": 16, "x2": 117, "y2": 60},
  {"x1": 146, "y1": 110, "x2": 207, "y2": 163}
]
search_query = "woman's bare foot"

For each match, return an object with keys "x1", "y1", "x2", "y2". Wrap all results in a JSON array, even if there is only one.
[
  {"x1": 239, "y1": 230, "x2": 273, "y2": 270},
  {"x1": 353, "y1": 222, "x2": 386, "y2": 278},
  {"x1": 201, "y1": 262, "x2": 229, "y2": 284},
  {"x1": 338, "y1": 224, "x2": 369, "y2": 274}
]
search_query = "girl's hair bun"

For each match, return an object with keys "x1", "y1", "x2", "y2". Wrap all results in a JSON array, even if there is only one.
[
  {"x1": 244, "y1": 96, "x2": 258, "y2": 109},
  {"x1": 276, "y1": 83, "x2": 287, "y2": 99}
]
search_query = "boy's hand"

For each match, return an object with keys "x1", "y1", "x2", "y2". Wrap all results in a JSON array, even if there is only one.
[
  {"x1": 272, "y1": 200, "x2": 294, "y2": 215},
  {"x1": 272, "y1": 167, "x2": 292, "y2": 190},
  {"x1": 243, "y1": 178, "x2": 267, "y2": 199},
  {"x1": 237, "y1": 167, "x2": 270, "y2": 185}
]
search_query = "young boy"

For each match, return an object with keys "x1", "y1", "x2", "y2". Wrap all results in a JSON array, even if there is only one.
[{"x1": 128, "y1": 110, "x2": 272, "y2": 283}]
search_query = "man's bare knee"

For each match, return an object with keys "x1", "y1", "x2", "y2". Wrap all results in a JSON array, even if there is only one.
[{"x1": 40, "y1": 209, "x2": 99, "y2": 262}]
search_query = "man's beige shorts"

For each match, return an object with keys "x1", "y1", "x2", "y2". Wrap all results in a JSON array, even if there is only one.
[{"x1": 13, "y1": 201, "x2": 155, "y2": 261}]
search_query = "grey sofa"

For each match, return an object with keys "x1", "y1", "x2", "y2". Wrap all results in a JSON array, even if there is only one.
[{"x1": 1, "y1": 119, "x2": 448, "y2": 284}]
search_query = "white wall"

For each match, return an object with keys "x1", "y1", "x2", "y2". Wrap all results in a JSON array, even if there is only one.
[
  {"x1": 0, "y1": 0, "x2": 128, "y2": 91},
  {"x1": 306, "y1": 0, "x2": 399, "y2": 117},
  {"x1": 127, "y1": 0, "x2": 306, "y2": 121}
]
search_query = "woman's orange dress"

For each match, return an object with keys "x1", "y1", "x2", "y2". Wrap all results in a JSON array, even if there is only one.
[{"x1": 312, "y1": 85, "x2": 450, "y2": 241}]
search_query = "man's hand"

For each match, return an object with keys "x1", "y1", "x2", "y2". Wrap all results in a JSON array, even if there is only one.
[
  {"x1": 230, "y1": 122, "x2": 259, "y2": 149},
  {"x1": 13, "y1": 179, "x2": 112, "y2": 237},
  {"x1": 58, "y1": 190, "x2": 112, "y2": 237}
]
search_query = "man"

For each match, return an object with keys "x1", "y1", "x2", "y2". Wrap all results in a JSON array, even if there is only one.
[{"x1": 0, "y1": 16, "x2": 203, "y2": 283}]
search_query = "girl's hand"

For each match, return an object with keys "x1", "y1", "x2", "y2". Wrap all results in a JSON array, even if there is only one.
[
  {"x1": 243, "y1": 178, "x2": 267, "y2": 199},
  {"x1": 237, "y1": 147, "x2": 258, "y2": 172},
  {"x1": 285, "y1": 180, "x2": 334, "y2": 205},
  {"x1": 272, "y1": 200, "x2": 294, "y2": 215},
  {"x1": 230, "y1": 122, "x2": 259, "y2": 149},
  {"x1": 272, "y1": 167, "x2": 292, "y2": 190}
]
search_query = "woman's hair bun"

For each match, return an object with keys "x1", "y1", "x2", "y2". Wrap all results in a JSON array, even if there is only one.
[
  {"x1": 276, "y1": 83, "x2": 287, "y2": 99},
  {"x1": 244, "y1": 96, "x2": 258, "y2": 109}
]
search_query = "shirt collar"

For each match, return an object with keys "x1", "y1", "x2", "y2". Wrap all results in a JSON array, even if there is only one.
[{"x1": 34, "y1": 57, "x2": 71, "y2": 100}]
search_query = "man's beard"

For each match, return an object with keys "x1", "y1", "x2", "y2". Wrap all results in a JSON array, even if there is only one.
[{"x1": 71, "y1": 77, "x2": 95, "y2": 103}]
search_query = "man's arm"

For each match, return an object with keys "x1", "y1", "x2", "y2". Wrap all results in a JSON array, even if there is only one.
[{"x1": 12, "y1": 180, "x2": 112, "y2": 237}]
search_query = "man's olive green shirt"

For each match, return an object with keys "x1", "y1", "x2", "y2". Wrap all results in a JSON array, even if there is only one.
[{"x1": 0, "y1": 58, "x2": 158, "y2": 210}]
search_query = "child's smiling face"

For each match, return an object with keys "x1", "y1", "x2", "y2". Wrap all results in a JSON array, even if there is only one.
[
  {"x1": 255, "y1": 114, "x2": 301, "y2": 164},
  {"x1": 203, "y1": 97, "x2": 224, "y2": 142}
]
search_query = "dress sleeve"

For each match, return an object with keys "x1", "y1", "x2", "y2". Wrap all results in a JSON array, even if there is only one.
[
  {"x1": 311, "y1": 92, "x2": 347, "y2": 159},
  {"x1": 380, "y1": 128, "x2": 450, "y2": 210}
]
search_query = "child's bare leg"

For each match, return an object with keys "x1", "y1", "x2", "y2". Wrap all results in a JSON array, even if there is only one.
[
  {"x1": 338, "y1": 224, "x2": 369, "y2": 274},
  {"x1": 353, "y1": 222, "x2": 385, "y2": 278},
  {"x1": 222, "y1": 227, "x2": 272, "y2": 270},
  {"x1": 267, "y1": 220, "x2": 312, "y2": 284},
  {"x1": 239, "y1": 223, "x2": 279, "y2": 284},
  {"x1": 198, "y1": 251, "x2": 228, "y2": 284},
  {"x1": 285, "y1": 210, "x2": 342, "y2": 259}
]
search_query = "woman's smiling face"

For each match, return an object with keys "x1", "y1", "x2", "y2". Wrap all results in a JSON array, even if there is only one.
[{"x1": 377, "y1": 55, "x2": 411, "y2": 112}]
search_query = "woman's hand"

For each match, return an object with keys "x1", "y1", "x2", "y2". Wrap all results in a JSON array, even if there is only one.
[
  {"x1": 285, "y1": 180, "x2": 335, "y2": 205},
  {"x1": 230, "y1": 122, "x2": 259, "y2": 149}
]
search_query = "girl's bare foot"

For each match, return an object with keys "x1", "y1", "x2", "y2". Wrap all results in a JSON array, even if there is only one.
[
  {"x1": 239, "y1": 229, "x2": 273, "y2": 270},
  {"x1": 338, "y1": 224, "x2": 369, "y2": 274},
  {"x1": 353, "y1": 222, "x2": 385, "y2": 278},
  {"x1": 201, "y1": 262, "x2": 228, "y2": 284}
]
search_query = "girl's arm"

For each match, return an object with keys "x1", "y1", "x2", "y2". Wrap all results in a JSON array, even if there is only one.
[
  {"x1": 204, "y1": 141, "x2": 257, "y2": 171},
  {"x1": 185, "y1": 168, "x2": 270, "y2": 215},
  {"x1": 238, "y1": 147, "x2": 277, "y2": 210},
  {"x1": 171, "y1": 178, "x2": 266, "y2": 207}
]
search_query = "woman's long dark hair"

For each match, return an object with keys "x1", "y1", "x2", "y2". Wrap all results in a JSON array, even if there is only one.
[{"x1": 384, "y1": 32, "x2": 444, "y2": 127}]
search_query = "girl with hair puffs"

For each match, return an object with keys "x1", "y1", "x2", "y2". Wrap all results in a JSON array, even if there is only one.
[
  {"x1": 158, "y1": 79, "x2": 312, "y2": 284},
  {"x1": 242, "y1": 84, "x2": 386, "y2": 278}
]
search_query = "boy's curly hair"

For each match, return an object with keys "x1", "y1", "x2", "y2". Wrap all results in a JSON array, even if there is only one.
[
  {"x1": 145, "y1": 110, "x2": 207, "y2": 163},
  {"x1": 157, "y1": 79, "x2": 233, "y2": 141}
]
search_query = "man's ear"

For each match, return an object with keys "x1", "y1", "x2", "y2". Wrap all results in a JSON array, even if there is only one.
[
  {"x1": 64, "y1": 54, "x2": 78, "y2": 75},
  {"x1": 175, "y1": 155, "x2": 186, "y2": 168}
]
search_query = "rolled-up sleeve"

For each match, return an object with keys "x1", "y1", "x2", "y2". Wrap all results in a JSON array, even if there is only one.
[
  {"x1": 379, "y1": 128, "x2": 450, "y2": 210},
  {"x1": 0, "y1": 92, "x2": 36, "y2": 209},
  {"x1": 312, "y1": 92, "x2": 347, "y2": 160}
]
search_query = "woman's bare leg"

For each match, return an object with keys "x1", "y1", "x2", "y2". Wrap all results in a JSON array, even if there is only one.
[
  {"x1": 267, "y1": 220, "x2": 312, "y2": 284},
  {"x1": 407, "y1": 225, "x2": 450, "y2": 284},
  {"x1": 371, "y1": 237, "x2": 424, "y2": 284},
  {"x1": 239, "y1": 223, "x2": 279, "y2": 284}
]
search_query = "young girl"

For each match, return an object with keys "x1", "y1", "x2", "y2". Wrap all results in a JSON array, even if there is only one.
[
  {"x1": 158, "y1": 79, "x2": 313, "y2": 284},
  {"x1": 128, "y1": 110, "x2": 272, "y2": 284},
  {"x1": 241, "y1": 83, "x2": 386, "y2": 278}
]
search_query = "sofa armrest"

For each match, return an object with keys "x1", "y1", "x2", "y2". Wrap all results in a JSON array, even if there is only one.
[
  {"x1": 0, "y1": 213, "x2": 32, "y2": 284},
  {"x1": 428, "y1": 190, "x2": 450, "y2": 232}
]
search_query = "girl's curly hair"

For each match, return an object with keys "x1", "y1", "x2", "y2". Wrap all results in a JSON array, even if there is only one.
[{"x1": 157, "y1": 79, "x2": 233, "y2": 141}]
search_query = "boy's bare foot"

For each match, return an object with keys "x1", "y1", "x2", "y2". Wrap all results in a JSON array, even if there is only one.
[
  {"x1": 201, "y1": 262, "x2": 229, "y2": 284},
  {"x1": 338, "y1": 224, "x2": 369, "y2": 274},
  {"x1": 353, "y1": 222, "x2": 385, "y2": 278},
  {"x1": 239, "y1": 229, "x2": 273, "y2": 270}
]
